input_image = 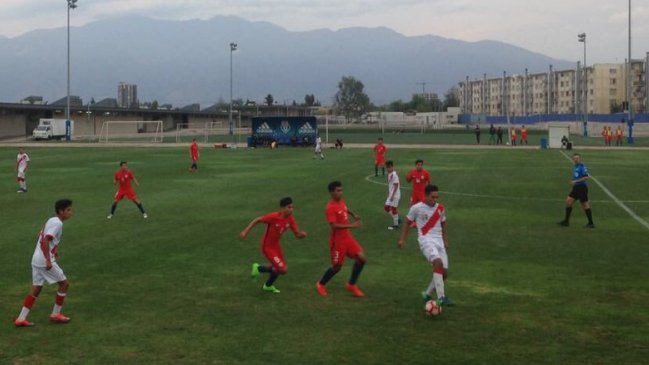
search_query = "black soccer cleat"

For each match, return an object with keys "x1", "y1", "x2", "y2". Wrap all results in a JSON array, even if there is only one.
[
  {"x1": 584, "y1": 223, "x2": 595, "y2": 229},
  {"x1": 557, "y1": 220, "x2": 569, "y2": 227}
]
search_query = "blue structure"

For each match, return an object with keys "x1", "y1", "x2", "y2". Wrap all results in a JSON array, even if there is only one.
[
  {"x1": 459, "y1": 113, "x2": 649, "y2": 126},
  {"x1": 65, "y1": 120, "x2": 71, "y2": 141},
  {"x1": 251, "y1": 117, "x2": 317, "y2": 146}
]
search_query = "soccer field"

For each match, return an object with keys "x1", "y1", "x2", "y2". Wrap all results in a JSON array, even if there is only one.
[{"x1": 1, "y1": 145, "x2": 649, "y2": 364}]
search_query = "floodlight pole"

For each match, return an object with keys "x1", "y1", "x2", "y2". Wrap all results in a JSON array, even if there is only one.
[
  {"x1": 66, "y1": 0, "x2": 77, "y2": 141},
  {"x1": 627, "y1": 0, "x2": 634, "y2": 144},
  {"x1": 229, "y1": 42, "x2": 237, "y2": 148},
  {"x1": 578, "y1": 33, "x2": 588, "y2": 136}
]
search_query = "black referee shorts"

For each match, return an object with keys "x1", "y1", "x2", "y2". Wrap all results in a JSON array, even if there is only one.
[{"x1": 569, "y1": 184, "x2": 589, "y2": 203}]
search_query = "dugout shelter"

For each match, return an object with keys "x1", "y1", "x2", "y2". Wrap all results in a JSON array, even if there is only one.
[{"x1": 251, "y1": 117, "x2": 317, "y2": 146}]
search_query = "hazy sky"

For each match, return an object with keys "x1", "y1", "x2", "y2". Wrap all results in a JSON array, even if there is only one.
[{"x1": 1, "y1": 0, "x2": 647, "y2": 63}]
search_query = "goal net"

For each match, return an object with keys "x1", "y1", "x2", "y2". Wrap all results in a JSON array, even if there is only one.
[
  {"x1": 98, "y1": 121, "x2": 164, "y2": 143},
  {"x1": 548, "y1": 123, "x2": 570, "y2": 149},
  {"x1": 175, "y1": 122, "x2": 209, "y2": 143}
]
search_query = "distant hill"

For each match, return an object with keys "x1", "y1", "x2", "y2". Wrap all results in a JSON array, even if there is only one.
[{"x1": 0, "y1": 15, "x2": 572, "y2": 107}]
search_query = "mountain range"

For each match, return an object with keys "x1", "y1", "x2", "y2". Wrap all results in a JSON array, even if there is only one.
[{"x1": 0, "y1": 15, "x2": 573, "y2": 107}]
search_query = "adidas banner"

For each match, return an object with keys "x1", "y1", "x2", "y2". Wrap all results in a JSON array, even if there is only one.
[{"x1": 251, "y1": 117, "x2": 318, "y2": 146}]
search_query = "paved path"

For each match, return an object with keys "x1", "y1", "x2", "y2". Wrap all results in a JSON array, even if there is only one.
[{"x1": 1, "y1": 140, "x2": 648, "y2": 151}]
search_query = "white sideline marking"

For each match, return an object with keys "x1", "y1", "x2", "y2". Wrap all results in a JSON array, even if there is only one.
[
  {"x1": 559, "y1": 151, "x2": 649, "y2": 231},
  {"x1": 363, "y1": 175, "x2": 638, "y2": 204}
]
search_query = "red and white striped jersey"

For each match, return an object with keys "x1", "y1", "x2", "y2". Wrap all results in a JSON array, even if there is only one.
[
  {"x1": 406, "y1": 202, "x2": 446, "y2": 239},
  {"x1": 31, "y1": 217, "x2": 63, "y2": 267},
  {"x1": 387, "y1": 171, "x2": 401, "y2": 200},
  {"x1": 16, "y1": 153, "x2": 30, "y2": 171}
]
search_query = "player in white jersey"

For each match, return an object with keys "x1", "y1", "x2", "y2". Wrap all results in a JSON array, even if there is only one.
[
  {"x1": 384, "y1": 160, "x2": 401, "y2": 230},
  {"x1": 313, "y1": 135, "x2": 324, "y2": 160},
  {"x1": 398, "y1": 185, "x2": 453, "y2": 307},
  {"x1": 15, "y1": 199, "x2": 74, "y2": 327},
  {"x1": 16, "y1": 147, "x2": 30, "y2": 193}
]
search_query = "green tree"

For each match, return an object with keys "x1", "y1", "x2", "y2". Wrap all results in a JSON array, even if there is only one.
[
  {"x1": 409, "y1": 94, "x2": 440, "y2": 113},
  {"x1": 151, "y1": 100, "x2": 159, "y2": 110},
  {"x1": 304, "y1": 94, "x2": 316, "y2": 106},
  {"x1": 265, "y1": 94, "x2": 274, "y2": 106},
  {"x1": 386, "y1": 100, "x2": 406, "y2": 112},
  {"x1": 443, "y1": 87, "x2": 460, "y2": 109},
  {"x1": 334, "y1": 76, "x2": 370, "y2": 122}
]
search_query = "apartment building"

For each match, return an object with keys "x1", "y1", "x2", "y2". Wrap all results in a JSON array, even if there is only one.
[{"x1": 458, "y1": 59, "x2": 647, "y2": 116}]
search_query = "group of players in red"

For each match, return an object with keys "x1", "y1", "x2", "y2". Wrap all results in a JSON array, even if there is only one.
[
  {"x1": 14, "y1": 138, "x2": 450, "y2": 327},
  {"x1": 238, "y1": 138, "x2": 448, "y2": 306}
]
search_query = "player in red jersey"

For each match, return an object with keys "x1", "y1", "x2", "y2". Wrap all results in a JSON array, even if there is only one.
[
  {"x1": 373, "y1": 137, "x2": 387, "y2": 177},
  {"x1": 316, "y1": 181, "x2": 366, "y2": 298},
  {"x1": 406, "y1": 159, "x2": 431, "y2": 206},
  {"x1": 15, "y1": 199, "x2": 74, "y2": 327},
  {"x1": 239, "y1": 197, "x2": 307, "y2": 293},
  {"x1": 520, "y1": 125, "x2": 528, "y2": 145},
  {"x1": 189, "y1": 138, "x2": 200, "y2": 172},
  {"x1": 107, "y1": 161, "x2": 147, "y2": 219}
]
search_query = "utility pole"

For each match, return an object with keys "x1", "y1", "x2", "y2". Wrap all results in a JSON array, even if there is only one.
[
  {"x1": 416, "y1": 81, "x2": 427, "y2": 94},
  {"x1": 229, "y1": 42, "x2": 237, "y2": 148},
  {"x1": 548, "y1": 65, "x2": 553, "y2": 114},
  {"x1": 523, "y1": 68, "x2": 528, "y2": 116}
]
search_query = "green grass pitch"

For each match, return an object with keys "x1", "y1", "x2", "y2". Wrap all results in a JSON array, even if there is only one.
[{"x1": 1, "y1": 145, "x2": 649, "y2": 364}]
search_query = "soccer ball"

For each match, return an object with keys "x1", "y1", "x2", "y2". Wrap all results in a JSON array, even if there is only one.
[{"x1": 424, "y1": 300, "x2": 442, "y2": 317}]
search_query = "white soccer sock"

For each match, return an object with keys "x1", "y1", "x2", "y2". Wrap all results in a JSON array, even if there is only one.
[
  {"x1": 425, "y1": 278, "x2": 436, "y2": 297},
  {"x1": 18, "y1": 307, "x2": 30, "y2": 321},
  {"x1": 392, "y1": 213, "x2": 399, "y2": 226},
  {"x1": 433, "y1": 272, "x2": 445, "y2": 299},
  {"x1": 52, "y1": 304, "x2": 62, "y2": 315}
]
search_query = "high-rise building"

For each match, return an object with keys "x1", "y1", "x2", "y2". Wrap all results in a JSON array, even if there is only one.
[{"x1": 117, "y1": 82, "x2": 138, "y2": 108}]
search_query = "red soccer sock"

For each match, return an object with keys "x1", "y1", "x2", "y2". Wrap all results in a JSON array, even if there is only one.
[
  {"x1": 24, "y1": 294, "x2": 37, "y2": 309},
  {"x1": 55, "y1": 292, "x2": 66, "y2": 306},
  {"x1": 52, "y1": 292, "x2": 66, "y2": 315},
  {"x1": 17, "y1": 295, "x2": 37, "y2": 320}
]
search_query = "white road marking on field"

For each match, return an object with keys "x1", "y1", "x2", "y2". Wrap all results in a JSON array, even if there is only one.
[
  {"x1": 559, "y1": 151, "x2": 649, "y2": 231},
  {"x1": 364, "y1": 174, "x2": 649, "y2": 204}
]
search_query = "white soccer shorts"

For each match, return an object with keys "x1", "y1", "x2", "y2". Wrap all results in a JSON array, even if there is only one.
[
  {"x1": 17, "y1": 170, "x2": 26, "y2": 180},
  {"x1": 418, "y1": 238, "x2": 448, "y2": 269},
  {"x1": 32, "y1": 263, "x2": 67, "y2": 286},
  {"x1": 385, "y1": 197, "x2": 400, "y2": 208}
]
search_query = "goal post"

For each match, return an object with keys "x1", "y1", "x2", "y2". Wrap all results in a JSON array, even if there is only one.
[{"x1": 98, "y1": 121, "x2": 164, "y2": 143}]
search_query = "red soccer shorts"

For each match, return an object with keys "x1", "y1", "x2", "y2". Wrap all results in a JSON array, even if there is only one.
[
  {"x1": 114, "y1": 188, "x2": 138, "y2": 202},
  {"x1": 384, "y1": 205, "x2": 398, "y2": 214},
  {"x1": 330, "y1": 237, "x2": 363, "y2": 266},
  {"x1": 263, "y1": 245, "x2": 287, "y2": 272},
  {"x1": 375, "y1": 157, "x2": 386, "y2": 166},
  {"x1": 410, "y1": 192, "x2": 425, "y2": 206}
]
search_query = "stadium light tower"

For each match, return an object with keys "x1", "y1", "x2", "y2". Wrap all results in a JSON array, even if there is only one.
[
  {"x1": 627, "y1": 0, "x2": 634, "y2": 144},
  {"x1": 66, "y1": 0, "x2": 78, "y2": 141},
  {"x1": 578, "y1": 33, "x2": 587, "y2": 136},
  {"x1": 229, "y1": 42, "x2": 237, "y2": 147}
]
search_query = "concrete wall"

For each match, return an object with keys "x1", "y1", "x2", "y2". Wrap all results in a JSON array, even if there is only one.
[{"x1": 0, "y1": 111, "x2": 31, "y2": 139}]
